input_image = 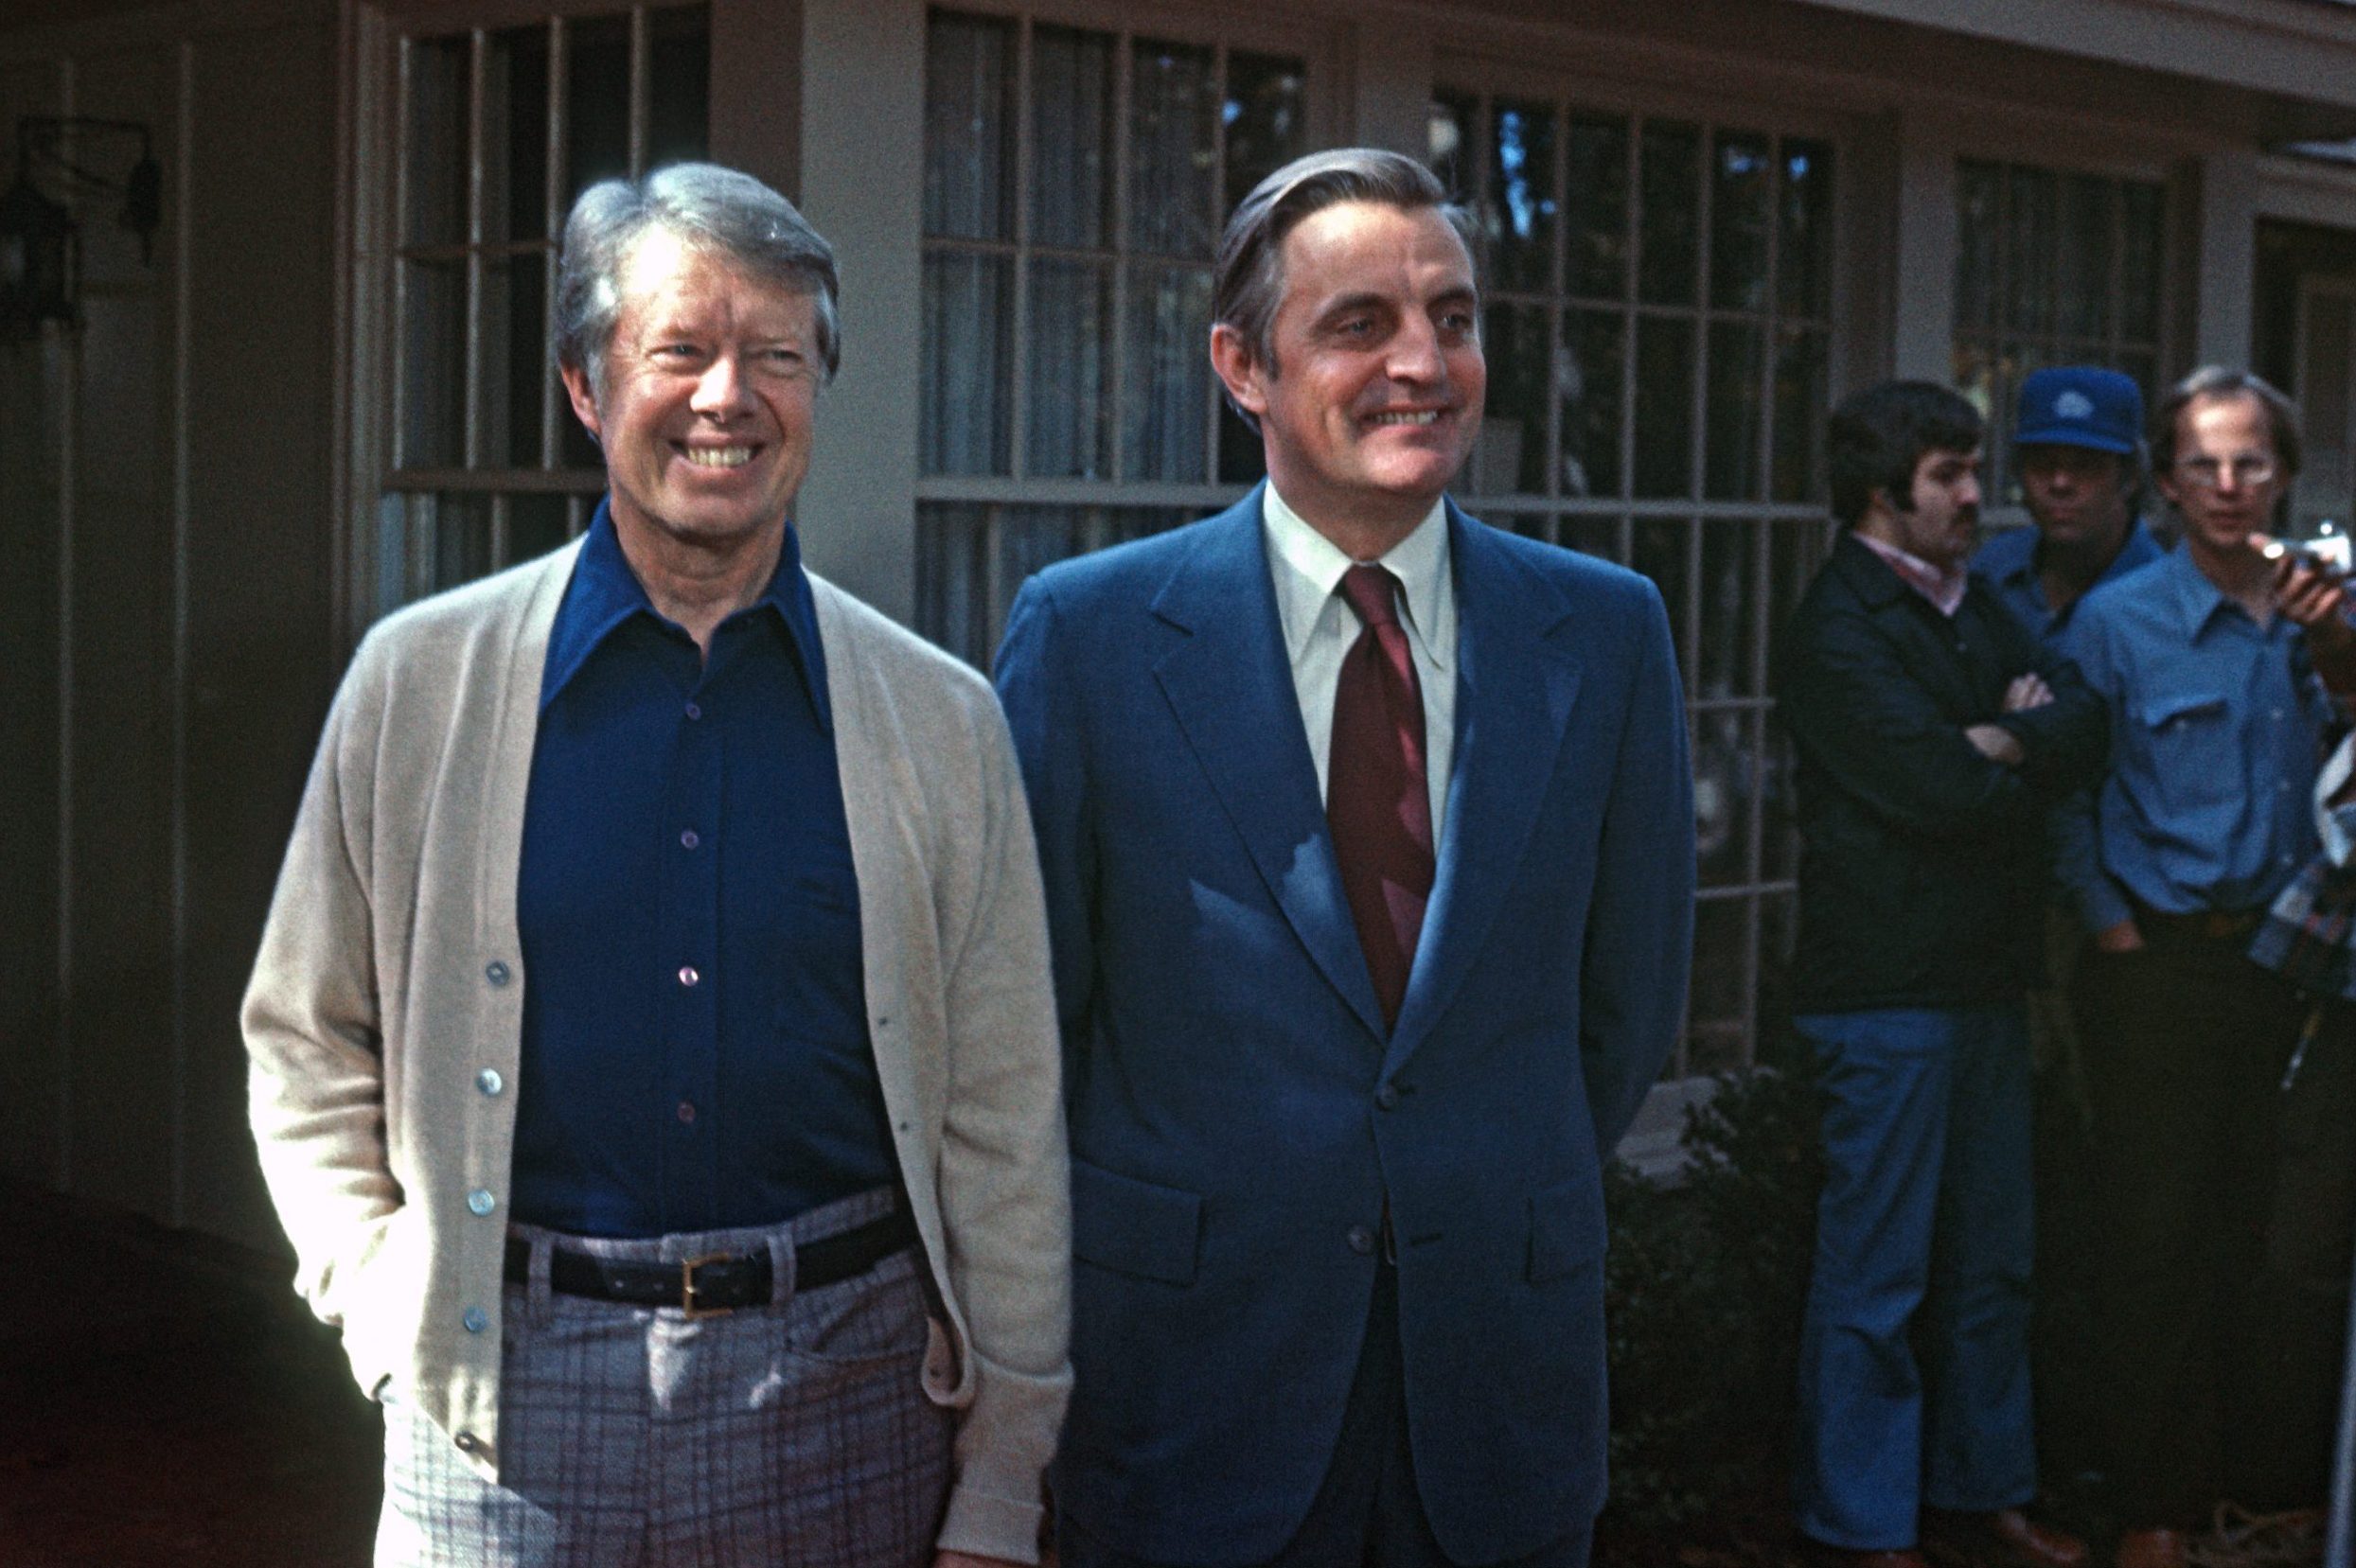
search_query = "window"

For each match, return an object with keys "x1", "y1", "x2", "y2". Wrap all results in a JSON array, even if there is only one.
[
  {"x1": 914, "y1": 7, "x2": 1308, "y2": 667},
  {"x1": 1953, "y1": 160, "x2": 2168, "y2": 502},
  {"x1": 1430, "y1": 86, "x2": 1840, "y2": 1080},
  {"x1": 370, "y1": 4, "x2": 710, "y2": 624}
]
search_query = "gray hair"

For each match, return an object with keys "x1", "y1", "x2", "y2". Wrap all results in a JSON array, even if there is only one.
[
  {"x1": 554, "y1": 162, "x2": 841, "y2": 397},
  {"x1": 2151, "y1": 365, "x2": 2302, "y2": 480},
  {"x1": 1211, "y1": 147, "x2": 1479, "y2": 426}
]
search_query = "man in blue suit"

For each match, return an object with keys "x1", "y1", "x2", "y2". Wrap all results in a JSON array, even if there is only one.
[{"x1": 994, "y1": 148, "x2": 1694, "y2": 1568}]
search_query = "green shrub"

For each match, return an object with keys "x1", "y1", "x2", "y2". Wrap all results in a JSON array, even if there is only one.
[{"x1": 1598, "y1": 1053, "x2": 1827, "y2": 1543}]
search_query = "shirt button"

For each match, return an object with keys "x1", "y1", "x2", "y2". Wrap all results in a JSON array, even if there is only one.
[
  {"x1": 680, "y1": 829, "x2": 700, "y2": 850},
  {"x1": 485, "y1": 960, "x2": 511, "y2": 987},
  {"x1": 462, "y1": 1306, "x2": 488, "y2": 1334},
  {"x1": 678, "y1": 965, "x2": 700, "y2": 988},
  {"x1": 683, "y1": 701, "x2": 702, "y2": 721},
  {"x1": 467, "y1": 1189, "x2": 496, "y2": 1217},
  {"x1": 1346, "y1": 1224, "x2": 1375, "y2": 1255},
  {"x1": 476, "y1": 1068, "x2": 504, "y2": 1097},
  {"x1": 1375, "y1": 1084, "x2": 1401, "y2": 1111},
  {"x1": 677, "y1": 1101, "x2": 697, "y2": 1125},
  {"x1": 453, "y1": 1431, "x2": 480, "y2": 1453}
]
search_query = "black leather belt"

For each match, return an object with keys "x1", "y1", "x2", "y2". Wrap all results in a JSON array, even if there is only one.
[
  {"x1": 2128, "y1": 899, "x2": 2262, "y2": 944},
  {"x1": 504, "y1": 1207, "x2": 916, "y2": 1319}
]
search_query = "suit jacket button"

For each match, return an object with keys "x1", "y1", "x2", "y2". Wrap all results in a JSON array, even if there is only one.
[
  {"x1": 1346, "y1": 1224, "x2": 1375, "y2": 1255},
  {"x1": 1375, "y1": 1084, "x2": 1400, "y2": 1111}
]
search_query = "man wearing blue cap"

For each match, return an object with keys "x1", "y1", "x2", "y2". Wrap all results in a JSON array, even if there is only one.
[{"x1": 1972, "y1": 367, "x2": 2165, "y2": 645}]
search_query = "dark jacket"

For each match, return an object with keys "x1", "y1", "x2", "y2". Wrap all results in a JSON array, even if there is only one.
[{"x1": 1778, "y1": 533, "x2": 2108, "y2": 1013}]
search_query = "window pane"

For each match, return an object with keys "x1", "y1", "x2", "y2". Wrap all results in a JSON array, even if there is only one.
[
  {"x1": 2120, "y1": 180, "x2": 2165, "y2": 344},
  {"x1": 1225, "y1": 51, "x2": 1306, "y2": 214},
  {"x1": 2005, "y1": 165, "x2": 2057, "y2": 336},
  {"x1": 647, "y1": 6, "x2": 711, "y2": 172},
  {"x1": 1124, "y1": 264, "x2": 1212, "y2": 483},
  {"x1": 1025, "y1": 257, "x2": 1111, "y2": 478},
  {"x1": 1562, "y1": 516, "x2": 1624, "y2": 563},
  {"x1": 401, "y1": 258, "x2": 467, "y2": 468},
  {"x1": 1031, "y1": 26, "x2": 1115, "y2": 250},
  {"x1": 1695, "y1": 711, "x2": 1756, "y2": 885},
  {"x1": 1633, "y1": 517, "x2": 1692, "y2": 673},
  {"x1": 1771, "y1": 326, "x2": 1828, "y2": 502},
  {"x1": 1633, "y1": 315, "x2": 1695, "y2": 498},
  {"x1": 1956, "y1": 160, "x2": 2003, "y2": 335},
  {"x1": 925, "y1": 12, "x2": 1014, "y2": 240},
  {"x1": 1706, "y1": 320, "x2": 1764, "y2": 502},
  {"x1": 487, "y1": 26, "x2": 551, "y2": 245},
  {"x1": 510, "y1": 493, "x2": 575, "y2": 562},
  {"x1": 485, "y1": 256, "x2": 549, "y2": 468},
  {"x1": 1489, "y1": 99, "x2": 1558, "y2": 294},
  {"x1": 1565, "y1": 115, "x2": 1630, "y2": 301},
  {"x1": 1638, "y1": 120, "x2": 1700, "y2": 307},
  {"x1": 1560, "y1": 308, "x2": 1624, "y2": 499},
  {"x1": 405, "y1": 34, "x2": 469, "y2": 248},
  {"x1": 2056, "y1": 172, "x2": 2112, "y2": 342},
  {"x1": 1699, "y1": 523, "x2": 1760, "y2": 699},
  {"x1": 1128, "y1": 38, "x2": 1217, "y2": 258},
  {"x1": 1766, "y1": 516, "x2": 1828, "y2": 725},
  {"x1": 430, "y1": 492, "x2": 496, "y2": 593},
  {"x1": 1428, "y1": 89, "x2": 1478, "y2": 202},
  {"x1": 917, "y1": 501, "x2": 992, "y2": 668},
  {"x1": 1478, "y1": 302, "x2": 1550, "y2": 495},
  {"x1": 1778, "y1": 138, "x2": 1833, "y2": 319},
  {"x1": 563, "y1": 15, "x2": 631, "y2": 206},
  {"x1": 921, "y1": 252, "x2": 1012, "y2": 475},
  {"x1": 999, "y1": 505, "x2": 1089, "y2": 625},
  {"x1": 1709, "y1": 131, "x2": 1772, "y2": 314}
]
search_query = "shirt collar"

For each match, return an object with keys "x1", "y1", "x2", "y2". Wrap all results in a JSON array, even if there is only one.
[
  {"x1": 2160, "y1": 539, "x2": 2242, "y2": 642},
  {"x1": 1854, "y1": 532, "x2": 1967, "y2": 617},
  {"x1": 1261, "y1": 484, "x2": 1453, "y2": 667},
  {"x1": 540, "y1": 498, "x2": 832, "y2": 731}
]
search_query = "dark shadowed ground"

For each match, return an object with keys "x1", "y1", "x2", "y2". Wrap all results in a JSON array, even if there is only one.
[{"x1": 0, "y1": 1178, "x2": 379, "y2": 1567}]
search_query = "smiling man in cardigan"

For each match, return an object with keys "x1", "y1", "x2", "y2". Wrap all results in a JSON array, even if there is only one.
[{"x1": 243, "y1": 163, "x2": 1069, "y2": 1567}]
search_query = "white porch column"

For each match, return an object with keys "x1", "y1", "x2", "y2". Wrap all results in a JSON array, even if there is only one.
[{"x1": 2191, "y1": 148, "x2": 2259, "y2": 370}]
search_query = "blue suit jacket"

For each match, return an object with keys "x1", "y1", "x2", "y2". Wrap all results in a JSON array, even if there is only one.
[{"x1": 994, "y1": 488, "x2": 1694, "y2": 1566}]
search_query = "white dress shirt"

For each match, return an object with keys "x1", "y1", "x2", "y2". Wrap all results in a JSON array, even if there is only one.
[{"x1": 1261, "y1": 485, "x2": 1458, "y2": 851}]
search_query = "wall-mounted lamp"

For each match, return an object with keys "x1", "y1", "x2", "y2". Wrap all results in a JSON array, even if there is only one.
[{"x1": 1, "y1": 117, "x2": 162, "y2": 337}]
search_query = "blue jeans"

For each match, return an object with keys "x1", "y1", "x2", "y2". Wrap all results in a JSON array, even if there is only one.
[{"x1": 1792, "y1": 1006, "x2": 2038, "y2": 1549}]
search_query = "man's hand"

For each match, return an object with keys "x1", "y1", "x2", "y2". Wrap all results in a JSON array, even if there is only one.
[
  {"x1": 2093, "y1": 919, "x2": 2145, "y2": 954},
  {"x1": 2001, "y1": 673, "x2": 2053, "y2": 714},
  {"x1": 937, "y1": 1553, "x2": 1035, "y2": 1568},
  {"x1": 1964, "y1": 723, "x2": 2027, "y2": 767}
]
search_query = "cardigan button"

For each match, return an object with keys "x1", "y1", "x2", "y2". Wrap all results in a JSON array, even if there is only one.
[
  {"x1": 477, "y1": 1068, "x2": 505, "y2": 1097},
  {"x1": 485, "y1": 960, "x2": 511, "y2": 987},
  {"x1": 467, "y1": 1189, "x2": 496, "y2": 1217},
  {"x1": 462, "y1": 1306, "x2": 488, "y2": 1334}
]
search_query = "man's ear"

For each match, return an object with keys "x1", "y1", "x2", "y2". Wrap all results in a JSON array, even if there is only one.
[
  {"x1": 1209, "y1": 324, "x2": 1269, "y2": 420},
  {"x1": 558, "y1": 362, "x2": 603, "y2": 447}
]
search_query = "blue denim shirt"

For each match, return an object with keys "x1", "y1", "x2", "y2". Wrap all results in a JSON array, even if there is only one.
[
  {"x1": 2055, "y1": 545, "x2": 2338, "y2": 931},
  {"x1": 509, "y1": 502, "x2": 893, "y2": 1238},
  {"x1": 1970, "y1": 517, "x2": 2165, "y2": 646}
]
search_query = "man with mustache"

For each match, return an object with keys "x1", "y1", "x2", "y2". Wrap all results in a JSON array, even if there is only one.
[
  {"x1": 2057, "y1": 368, "x2": 2356, "y2": 1568},
  {"x1": 995, "y1": 147, "x2": 1694, "y2": 1567},
  {"x1": 1780, "y1": 381, "x2": 2103, "y2": 1568}
]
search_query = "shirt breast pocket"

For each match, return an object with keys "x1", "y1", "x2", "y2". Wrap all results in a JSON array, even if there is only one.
[{"x1": 2135, "y1": 690, "x2": 2236, "y2": 816}]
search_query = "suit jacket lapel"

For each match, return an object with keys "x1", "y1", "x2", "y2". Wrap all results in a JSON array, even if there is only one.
[
  {"x1": 1151, "y1": 489, "x2": 1389, "y2": 1040},
  {"x1": 1385, "y1": 506, "x2": 1583, "y2": 1077}
]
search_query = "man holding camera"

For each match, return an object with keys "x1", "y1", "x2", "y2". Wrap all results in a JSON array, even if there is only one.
[{"x1": 2057, "y1": 368, "x2": 2356, "y2": 1568}]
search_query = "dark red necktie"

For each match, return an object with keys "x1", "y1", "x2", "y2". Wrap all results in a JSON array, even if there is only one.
[{"x1": 1328, "y1": 564, "x2": 1434, "y2": 1031}]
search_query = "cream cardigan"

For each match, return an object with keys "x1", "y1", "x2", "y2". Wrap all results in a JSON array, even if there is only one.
[{"x1": 243, "y1": 542, "x2": 1072, "y2": 1562}]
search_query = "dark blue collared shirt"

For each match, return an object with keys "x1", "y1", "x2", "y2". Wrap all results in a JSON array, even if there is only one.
[
  {"x1": 509, "y1": 502, "x2": 892, "y2": 1238},
  {"x1": 1970, "y1": 516, "x2": 2165, "y2": 645}
]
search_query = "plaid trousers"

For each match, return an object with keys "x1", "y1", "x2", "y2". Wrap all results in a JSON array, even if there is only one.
[{"x1": 376, "y1": 1187, "x2": 954, "y2": 1567}]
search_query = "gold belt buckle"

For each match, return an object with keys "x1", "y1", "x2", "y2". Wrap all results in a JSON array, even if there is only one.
[{"x1": 680, "y1": 1251, "x2": 737, "y2": 1320}]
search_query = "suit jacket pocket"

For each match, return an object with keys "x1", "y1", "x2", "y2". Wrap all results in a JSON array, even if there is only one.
[
  {"x1": 1072, "y1": 1157, "x2": 1203, "y2": 1285},
  {"x1": 1528, "y1": 1176, "x2": 1601, "y2": 1284}
]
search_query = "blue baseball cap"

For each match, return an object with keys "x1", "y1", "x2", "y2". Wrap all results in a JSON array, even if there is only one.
[{"x1": 2013, "y1": 366, "x2": 2143, "y2": 455}]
